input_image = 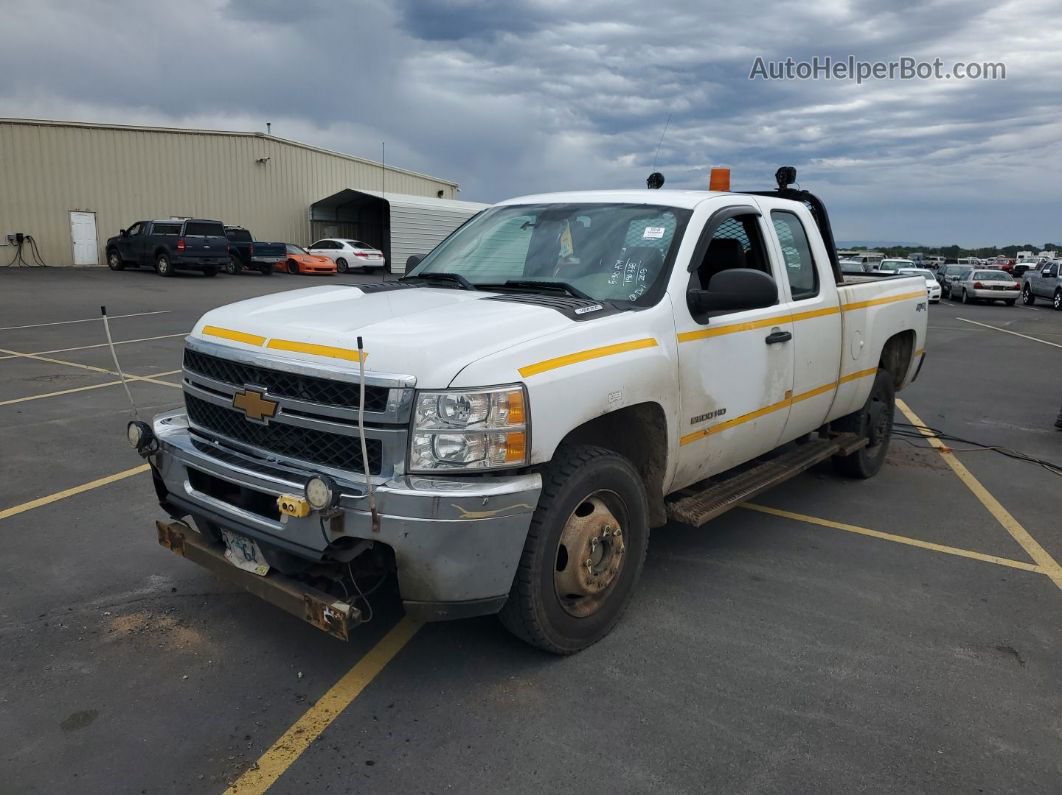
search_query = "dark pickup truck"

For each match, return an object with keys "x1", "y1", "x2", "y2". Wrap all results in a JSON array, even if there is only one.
[
  {"x1": 106, "y1": 219, "x2": 230, "y2": 277},
  {"x1": 224, "y1": 226, "x2": 285, "y2": 275}
]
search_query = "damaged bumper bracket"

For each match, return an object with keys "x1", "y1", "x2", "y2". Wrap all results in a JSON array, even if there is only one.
[{"x1": 156, "y1": 520, "x2": 362, "y2": 640}]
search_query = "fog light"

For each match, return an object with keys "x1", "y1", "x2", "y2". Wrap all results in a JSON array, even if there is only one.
[
  {"x1": 126, "y1": 420, "x2": 157, "y2": 455},
  {"x1": 305, "y1": 474, "x2": 338, "y2": 511}
]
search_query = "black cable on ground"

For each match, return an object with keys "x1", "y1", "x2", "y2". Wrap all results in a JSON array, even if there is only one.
[{"x1": 893, "y1": 421, "x2": 1062, "y2": 477}]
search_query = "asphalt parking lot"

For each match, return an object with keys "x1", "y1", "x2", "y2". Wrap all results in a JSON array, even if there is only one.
[{"x1": 1, "y1": 268, "x2": 1060, "y2": 794}]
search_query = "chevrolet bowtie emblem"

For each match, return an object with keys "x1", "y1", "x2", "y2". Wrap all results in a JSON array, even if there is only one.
[{"x1": 232, "y1": 387, "x2": 278, "y2": 423}]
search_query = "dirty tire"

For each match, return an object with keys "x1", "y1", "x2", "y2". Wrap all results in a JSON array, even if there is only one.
[
  {"x1": 225, "y1": 255, "x2": 242, "y2": 275},
  {"x1": 336, "y1": 257, "x2": 349, "y2": 273},
  {"x1": 498, "y1": 445, "x2": 649, "y2": 654},
  {"x1": 107, "y1": 250, "x2": 124, "y2": 271},
  {"x1": 1022, "y1": 285, "x2": 1035, "y2": 305},
  {"x1": 155, "y1": 253, "x2": 174, "y2": 277},
  {"x1": 832, "y1": 368, "x2": 895, "y2": 479}
]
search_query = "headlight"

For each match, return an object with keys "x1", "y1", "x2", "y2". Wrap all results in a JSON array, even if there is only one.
[{"x1": 409, "y1": 385, "x2": 528, "y2": 472}]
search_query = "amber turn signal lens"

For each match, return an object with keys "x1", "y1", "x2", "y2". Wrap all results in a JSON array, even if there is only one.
[{"x1": 504, "y1": 431, "x2": 527, "y2": 463}]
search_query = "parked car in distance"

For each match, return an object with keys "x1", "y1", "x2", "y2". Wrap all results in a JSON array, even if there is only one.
[
  {"x1": 839, "y1": 258, "x2": 867, "y2": 275},
  {"x1": 1021, "y1": 260, "x2": 1062, "y2": 309},
  {"x1": 898, "y1": 267, "x2": 941, "y2": 303},
  {"x1": 938, "y1": 264, "x2": 974, "y2": 298},
  {"x1": 952, "y1": 268, "x2": 1020, "y2": 305},
  {"x1": 874, "y1": 258, "x2": 915, "y2": 274},
  {"x1": 224, "y1": 226, "x2": 285, "y2": 275},
  {"x1": 307, "y1": 239, "x2": 386, "y2": 273},
  {"x1": 106, "y1": 218, "x2": 229, "y2": 277},
  {"x1": 276, "y1": 244, "x2": 337, "y2": 275}
]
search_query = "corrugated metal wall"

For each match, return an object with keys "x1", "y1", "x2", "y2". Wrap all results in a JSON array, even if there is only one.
[
  {"x1": 389, "y1": 204, "x2": 483, "y2": 273},
  {"x1": 0, "y1": 119, "x2": 459, "y2": 267}
]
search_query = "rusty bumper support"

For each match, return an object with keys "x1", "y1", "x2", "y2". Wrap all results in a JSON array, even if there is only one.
[{"x1": 156, "y1": 520, "x2": 361, "y2": 641}]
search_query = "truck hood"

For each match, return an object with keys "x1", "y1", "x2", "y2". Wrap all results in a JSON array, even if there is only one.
[{"x1": 191, "y1": 284, "x2": 573, "y2": 387}]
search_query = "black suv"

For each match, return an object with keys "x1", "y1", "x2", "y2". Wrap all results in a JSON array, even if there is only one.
[{"x1": 106, "y1": 219, "x2": 230, "y2": 277}]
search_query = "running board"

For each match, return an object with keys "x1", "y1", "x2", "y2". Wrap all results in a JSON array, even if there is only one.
[{"x1": 665, "y1": 433, "x2": 867, "y2": 528}]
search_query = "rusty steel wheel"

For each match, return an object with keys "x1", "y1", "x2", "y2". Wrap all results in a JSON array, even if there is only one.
[
  {"x1": 500, "y1": 445, "x2": 649, "y2": 654},
  {"x1": 554, "y1": 494, "x2": 627, "y2": 618}
]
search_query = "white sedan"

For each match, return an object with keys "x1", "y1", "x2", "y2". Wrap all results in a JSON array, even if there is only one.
[
  {"x1": 898, "y1": 267, "x2": 942, "y2": 303},
  {"x1": 306, "y1": 239, "x2": 386, "y2": 273}
]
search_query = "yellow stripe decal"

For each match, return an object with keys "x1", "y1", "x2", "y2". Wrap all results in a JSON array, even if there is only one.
[
  {"x1": 266, "y1": 338, "x2": 366, "y2": 362},
  {"x1": 915, "y1": 347, "x2": 925, "y2": 357},
  {"x1": 202, "y1": 325, "x2": 266, "y2": 346},
  {"x1": 680, "y1": 368, "x2": 878, "y2": 446},
  {"x1": 677, "y1": 290, "x2": 922, "y2": 344},
  {"x1": 519, "y1": 338, "x2": 657, "y2": 377},
  {"x1": 840, "y1": 290, "x2": 925, "y2": 311}
]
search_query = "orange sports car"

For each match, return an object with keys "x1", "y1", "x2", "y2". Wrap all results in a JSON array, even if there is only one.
[{"x1": 275, "y1": 244, "x2": 337, "y2": 275}]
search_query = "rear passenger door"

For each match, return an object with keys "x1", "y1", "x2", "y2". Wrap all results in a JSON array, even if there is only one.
[
  {"x1": 768, "y1": 208, "x2": 843, "y2": 444},
  {"x1": 1037, "y1": 262, "x2": 1057, "y2": 297}
]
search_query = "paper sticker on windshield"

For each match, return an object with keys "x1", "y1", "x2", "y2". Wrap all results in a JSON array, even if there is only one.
[{"x1": 642, "y1": 226, "x2": 665, "y2": 240}]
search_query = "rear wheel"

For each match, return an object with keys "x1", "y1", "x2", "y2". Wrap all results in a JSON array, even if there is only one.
[
  {"x1": 155, "y1": 253, "x2": 174, "y2": 277},
  {"x1": 832, "y1": 368, "x2": 895, "y2": 479},
  {"x1": 288, "y1": 260, "x2": 299, "y2": 274},
  {"x1": 224, "y1": 255, "x2": 242, "y2": 275},
  {"x1": 1022, "y1": 285, "x2": 1035, "y2": 305},
  {"x1": 499, "y1": 445, "x2": 649, "y2": 654},
  {"x1": 961, "y1": 289, "x2": 971, "y2": 304},
  {"x1": 259, "y1": 263, "x2": 274, "y2": 276},
  {"x1": 336, "y1": 257, "x2": 348, "y2": 273},
  {"x1": 1004, "y1": 299, "x2": 1016, "y2": 306},
  {"x1": 107, "y1": 250, "x2": 124, "y2": 271},
  {"x1": 202, "y1": 267, "x2": 217, "y2": 278}
]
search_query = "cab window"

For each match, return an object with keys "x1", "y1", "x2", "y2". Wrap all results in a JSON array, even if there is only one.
[
  {"x1": 770, "y1": 211, "x2": 819, "y2": 300},
  {"x1": 691, "y1": 214, "x2": 771, "y2": 291}
]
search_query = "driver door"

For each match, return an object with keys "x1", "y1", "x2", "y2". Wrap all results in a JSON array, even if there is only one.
[{"x1": 674, "y1": 206, "x2": 795, "y2": 488}]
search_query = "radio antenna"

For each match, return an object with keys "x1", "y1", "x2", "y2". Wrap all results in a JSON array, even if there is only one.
[
  {"x1": 651, "y1": 112, "x2": 672, "y2": 172},
  {"x1": 356, "y1": 336, "x2": 380, "y2": 533},
  {"x1": 101, "y1": 306, "x2": 139, "y2": 418}
]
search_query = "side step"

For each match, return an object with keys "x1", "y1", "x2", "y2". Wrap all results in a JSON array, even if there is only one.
[{"x1": 665, "y1": 433, "x2": 867, "y2": 528}]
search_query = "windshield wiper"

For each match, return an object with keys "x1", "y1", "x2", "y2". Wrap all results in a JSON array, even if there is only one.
[
  {"x1": 399, "y1": 272, "x2": 478, "y2": 291},
  {"x1": 498, "y1": 280, "x2": 593, "y2": 300}
]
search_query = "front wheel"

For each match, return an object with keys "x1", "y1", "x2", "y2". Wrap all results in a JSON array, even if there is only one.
[
  {"x1": 1022, "y1": 285, "x2": 1035, "y2": 305},
  {"x1": 107, "y1": 250, "x2": 125, "y2": 271},
  {"x1": 335, "y1": 258, "x2": 349, "y2": 273},
  {"x1": 224, "y1": 256, "x2": 242, "y2": 275},
  {"x1": 1054, "y1": 290, "x2": 1062, "y2": 311},
  {"x1": 288, "y1": 260, "x2": 299, "y2": 274},
  {"x1": 832, "y1": 368, "x2": 895, "y2": 479},
  {"x1": 499, "y1": 445, "x2": 649, "y2": 654},
  {"x1": 155, "y1": 254, "x2": 174, "y2": 277}
]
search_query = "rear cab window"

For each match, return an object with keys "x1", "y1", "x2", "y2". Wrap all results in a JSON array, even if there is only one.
[
  {"x1": 184, "y1": 221, "x2": 225, "y2": 237},
  {"x1": 226, "y1": 228, "x2": 253, "y2": 242},
  {"x1": 770, "y1": 210, "x2": 819, "y2": 300}
]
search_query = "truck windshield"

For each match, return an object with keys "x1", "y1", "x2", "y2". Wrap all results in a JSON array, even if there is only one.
[{"x1": 409, "y1": 203, "x2": 692, "y2": 305}]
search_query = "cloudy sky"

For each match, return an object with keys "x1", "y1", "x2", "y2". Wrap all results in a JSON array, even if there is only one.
[{"x1": 3, "y1": 0, "x2": 1062, "y2": 246}]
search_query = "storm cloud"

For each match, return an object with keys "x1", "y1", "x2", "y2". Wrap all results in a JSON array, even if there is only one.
[{"x1": 2, "y1": 0, "x2": 1060, "y2": 245}]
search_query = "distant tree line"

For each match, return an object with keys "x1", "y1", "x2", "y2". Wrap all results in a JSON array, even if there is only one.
[{"x1": 843, "y1": 243, "x2": 1062, "y2": 258}]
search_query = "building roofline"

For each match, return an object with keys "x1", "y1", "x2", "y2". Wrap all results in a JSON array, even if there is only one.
[{"x1": 0, "y1": 116, "x2": 460, "y2": 189}]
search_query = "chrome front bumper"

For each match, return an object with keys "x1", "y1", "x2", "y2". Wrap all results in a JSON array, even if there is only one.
[{"x1": 150, "y1": 410, "x2": 541, "y2": 618}]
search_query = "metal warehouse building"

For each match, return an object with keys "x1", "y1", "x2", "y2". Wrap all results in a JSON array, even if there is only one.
[{"x1": 0, "y1": 117, "x2": 479, "y2": 271}]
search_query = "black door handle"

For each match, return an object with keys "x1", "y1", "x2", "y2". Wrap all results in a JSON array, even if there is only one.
[{"x1": 765, "y1": 330, "x2": 792, "y2": 345}]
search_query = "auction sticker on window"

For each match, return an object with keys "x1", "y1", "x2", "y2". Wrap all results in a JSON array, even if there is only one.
[{"x1": 642, "y1": 226, "x2": 666, "y2": 239}]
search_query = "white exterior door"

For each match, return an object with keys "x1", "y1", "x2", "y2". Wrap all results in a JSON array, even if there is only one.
[{"x1": 70, "y1": 211, "x2": 98, "y2": 266}]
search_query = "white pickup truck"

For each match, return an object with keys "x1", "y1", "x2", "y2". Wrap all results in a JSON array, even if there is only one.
[{"x1": 134, "y1": 168, "x2": 928, "y2": 653}]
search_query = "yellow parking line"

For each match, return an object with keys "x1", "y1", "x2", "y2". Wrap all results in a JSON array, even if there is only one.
[
  {"x1": 0, "y1": 370, "x2": 181, "y2": 406},
  {"x1": 0, "y1": 464, "x2": 150, "y2": 521},
  {"x1": 741, "y1": 503, "x2": 1044, "y2": 574},
  {"x1": 0, "y1": 310, "x2": 169, "y2": 332},
  {"x1": 225, "y1": 617, "x2": 422, "y2": 794},
  {"x1": 0, "y1": 346, "x2": 117, "y2": 376},
  {"x1": 896, "y1": 398, "x2": 1062, "y2": 592},
  {"x1": 0, "y1": 332, "x2": 188, "y2": 360}
]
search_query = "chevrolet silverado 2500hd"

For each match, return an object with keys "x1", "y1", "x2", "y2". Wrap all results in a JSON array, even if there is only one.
[{"x1": 133, "y1": 169, "x2": 928, "y2": 653}]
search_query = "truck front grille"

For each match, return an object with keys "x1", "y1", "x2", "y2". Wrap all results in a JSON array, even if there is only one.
[
  {"x1": 185, "y1": 393, "x2": 382, "y2": 474},
  {"x1": 183, "y1": 348, "x2": 390, "y2": 413}
]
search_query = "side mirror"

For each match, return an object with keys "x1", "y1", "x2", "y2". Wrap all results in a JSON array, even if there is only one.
[
  {"x1": 688, "y1": 268, "x2": 778, "y2": 314},
  {"x1": 405, "y1": 254, "x2": 425, "y2": 270},
  {"x1": 120, "y1": 229, "x2": 128, "y2": 237}
]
